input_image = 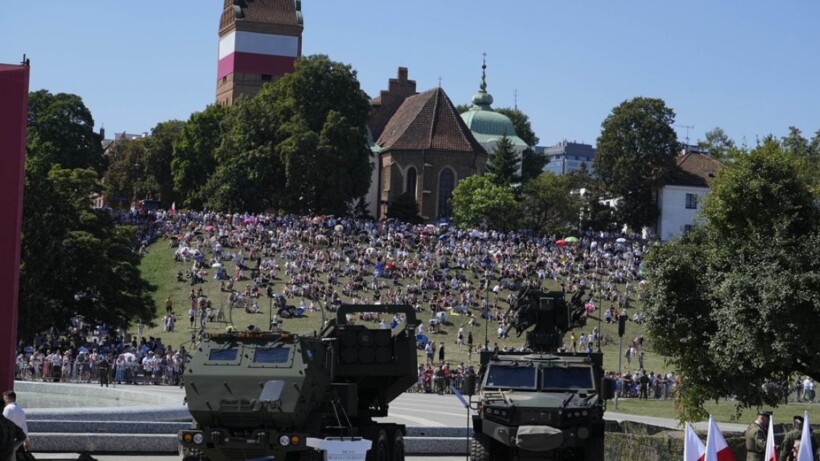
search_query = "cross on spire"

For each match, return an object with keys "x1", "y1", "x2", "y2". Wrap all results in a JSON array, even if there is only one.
[{"x1": 480, "y1": 52, "x2": 487, "y2": 92}]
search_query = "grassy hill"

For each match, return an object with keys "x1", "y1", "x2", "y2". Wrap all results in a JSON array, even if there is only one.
[
  {"x1": 138, "y1": 238, "x2": 661, "y2": 374},
  {"x1": 137, "y1": 237, "x2": 818, "y2": 424}
]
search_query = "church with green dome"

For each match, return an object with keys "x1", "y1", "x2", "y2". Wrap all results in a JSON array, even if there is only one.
[{"x1": 460, "y1": 59, "x2": 529, "y2": 160}]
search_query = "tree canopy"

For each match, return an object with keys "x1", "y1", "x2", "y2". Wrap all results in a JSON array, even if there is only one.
[
  {"x1": 594, "y1": 97, "x2": 679, "y2": 231},
  {"x1": 698, "y1": 127, "x2": 736, "y2": 161},
  {"x1": 486, "y1": 135, "x2": 520, "y2": 186},
  {"x1": 520, "y1": 173, "x2": 580, "y2": 235},
  {"x1": 20, "y1": 92, "x2": 155, "y2": 338},
  {"x1": 451, "y1": 174, "x2": 519, "y2": 230},
  {"x1": 642, "y1": 138, "x2": 820, "y2": 422},
  {"x1": 196, "y1": 55, "x2": 372, "y2": 214}
]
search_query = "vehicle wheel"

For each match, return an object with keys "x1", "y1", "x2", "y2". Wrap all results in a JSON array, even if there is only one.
[
  {"x1": 365, "y1": 427, "x2": 389, "y2": 461},
  {"x1": 389, "y1": 427, "x2": 405, "y2": 461},
  {"x1": 582, "y1": 437, "x2": 605, "y2": 461},
  {"x1": 469, "y1": 435, "x2": 495, "y2": 461}
]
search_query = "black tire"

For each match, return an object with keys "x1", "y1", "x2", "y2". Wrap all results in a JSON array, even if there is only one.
[
  {"x1": 389, "y1": 427, "x2": 405, "y2": 461},
  {"x1": 366, "y1": 427, "x2": 390, "y2": 461},
  {"x1": 469, "y1": 435, "x2": 494, "y2": 461},
  {"x1": 583, "y1": 437, "x2": 605, "y2": 461}
]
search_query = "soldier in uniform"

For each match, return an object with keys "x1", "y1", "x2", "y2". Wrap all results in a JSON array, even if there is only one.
[
  {"x1": 779, "y1": 415, "x2": 819, "y2": 461},
  {"x1": 746, "y1": 411, "x2": 771, "y2": 461}
]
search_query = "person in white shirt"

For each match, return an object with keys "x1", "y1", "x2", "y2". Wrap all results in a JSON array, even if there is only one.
[{"x1": 2, "y1": 390, "x2": 30, "y2": 451}]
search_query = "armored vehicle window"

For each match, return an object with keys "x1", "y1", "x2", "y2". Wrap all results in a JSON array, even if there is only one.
[
  {"x1": 253, "y1": 347, "x2": 291, "y2": 364},
  {"x1": 485, "y1": 365, "x2": 537, "y2": 390},
  {"x1": 208, "y1": 347, "x2": 238, "y2": 362},
  {"x1": 542, "y1": 366, "x2": 594, "y2": 391}
]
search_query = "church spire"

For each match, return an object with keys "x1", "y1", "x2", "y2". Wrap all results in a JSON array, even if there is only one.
[{"x1": 471, "y1": 53, "x2": 494, "y2": 109}]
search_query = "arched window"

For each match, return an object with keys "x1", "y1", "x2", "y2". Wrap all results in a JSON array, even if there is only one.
[
  {"x1": 437, "y1": 168, "x2": 456, "y2": 218},
  {"x1": 406, "y1": 167, "x2": 417, "y2": 196}
]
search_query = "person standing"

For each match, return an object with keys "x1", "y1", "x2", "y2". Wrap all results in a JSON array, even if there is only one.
[
  {"x1": 0, "y1": 411, "x2": 26, "y2": 461},
  {"x1": 2, "y1": 391, "x2": 30, "y2": 456},
  {"x1": 778, "y1": 415, "x2": 819, "y2": 461},
  {"x1": 98, "y1": 354, "x2": 111, "y2": 387},
  {"x1": 745, "y1": 411, "x2": 770, "y2": 461}
]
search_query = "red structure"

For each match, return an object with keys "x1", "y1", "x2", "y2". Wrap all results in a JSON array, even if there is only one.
[{"x1": 0, "y1": 62, "x2": 30, "y2": 391}]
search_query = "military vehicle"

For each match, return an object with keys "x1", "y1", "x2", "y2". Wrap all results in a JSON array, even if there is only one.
[
  {"x1": 179, "y1": 304, "x2": 419, "y2": 461},
  {"x1": 469, "y1": 289, "x2": 613, "y2": 461}
]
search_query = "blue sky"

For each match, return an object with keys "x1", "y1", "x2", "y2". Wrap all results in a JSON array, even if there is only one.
[{"x1": 3, "y1": 1, "x2": 819, "y2": 147}]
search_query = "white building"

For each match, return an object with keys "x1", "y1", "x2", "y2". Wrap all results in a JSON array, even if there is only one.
[{"x1": 656, "y1": 152, "x2": 723, "y2": 241}]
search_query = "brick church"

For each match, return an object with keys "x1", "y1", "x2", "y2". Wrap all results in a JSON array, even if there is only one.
[{"x1": 366, "y1": 68, "x2": 487, "y2": 221}]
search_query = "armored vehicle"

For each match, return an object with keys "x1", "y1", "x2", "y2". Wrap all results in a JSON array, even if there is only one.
[
  {"x1": 470, "y1": 289, "x2": 613, "y2": 461},
  {"x1": 179, "y1": 304, "x2": 419, "y2": 461}
]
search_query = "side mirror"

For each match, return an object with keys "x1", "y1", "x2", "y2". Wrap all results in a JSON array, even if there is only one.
[{"x1": 600, "y1": 377, "x2": 615, "y2": 400}]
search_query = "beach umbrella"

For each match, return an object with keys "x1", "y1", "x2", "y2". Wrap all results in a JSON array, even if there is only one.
[
  {"x1": 555, "y1": 239, "x2": 567, "y2": 247},
  {"x1": 564, "y1": 236, "x2": 579, "y2": 243},
  {"x1": 616, "y1": 237, "x2": 627, "y2": 243}
]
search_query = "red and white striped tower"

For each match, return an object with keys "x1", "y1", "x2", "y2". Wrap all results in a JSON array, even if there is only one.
[{"x1": 216, "y1": 0, "x2": 303, "y2": 105}]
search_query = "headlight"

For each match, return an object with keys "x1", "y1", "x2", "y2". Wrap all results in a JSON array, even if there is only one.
[
  {"x1": 279, "y1": 434, "x2": 291, "y2": 446},
  {"x1": 193, "y1": 433, "x2": 204, "y2": 445}
]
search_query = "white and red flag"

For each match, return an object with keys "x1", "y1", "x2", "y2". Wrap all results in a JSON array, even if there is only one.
[
  {"x1": 705, "y1": 415, "x2": 736, "y2": 461},
  {"x1": 684, "y1": 422, "x2": 706, "y2": 461},
  {"x1": 169, "y1": 201, "x2": 176, "y2": 216},
  {"x1": 797, "y1": 410, "x2": 813, "y2": 461},
  {"x1": 764, "y1": 415, "x2": 776, "y2": 461}
]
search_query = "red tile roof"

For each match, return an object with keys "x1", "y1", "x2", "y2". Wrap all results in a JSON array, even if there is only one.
[
  {"x1": 377, "y1": 88, "x2": 486, "y2": 154},
  {"x1": 668, "y1": 152, "x2": 724, "y2": 187}
]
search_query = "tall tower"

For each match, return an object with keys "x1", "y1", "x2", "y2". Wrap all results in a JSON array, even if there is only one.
[{"x1": 216, "y1": 0, "x2": 304, "y2": 105}]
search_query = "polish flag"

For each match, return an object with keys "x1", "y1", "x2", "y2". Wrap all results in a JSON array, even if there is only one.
[
  {"x1": 169, "y1": 201, "x2": 176, "y2": 216},
  {"x1": 684, "y1": 422, "x2": 706, "y2": 461},
  {"x1": 797, "y1": 411, "x2": 813, "y2": 461},
  {"x1": 705, "y1": 415, "x2": 736, "y2": 461},
  {"x1": 764, "y1": 416, "x2": 776, "y2": 461}
]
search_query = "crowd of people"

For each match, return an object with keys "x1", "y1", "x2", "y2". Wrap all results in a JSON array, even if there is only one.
[{"x1": 15, "y1": 208, "x2": 656, "y2": 391}]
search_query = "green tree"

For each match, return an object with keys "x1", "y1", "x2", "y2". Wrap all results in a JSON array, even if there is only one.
[
  {"x1": 143, "y1": 120, "x2": 183, "y2": 207},
  {"x1": 496, "y1": 108, "x2": 539, "y2": 147},
  {"x1": 259, "y1": 55, "x2": 373, "y2": 215},
  {"x1": 491, "y1": 107, "x2": 547, "y2": 183},
  {"x1": 386, "y1": 192, "x2": 423, "y2": 224},
  {"x1": 172, "y1": 104, "x2": 227, "y2": 209},
  {"x1": 19, "y1": 91, "x2": 156, "y2": 338},
  {"x1": 782, "y1": 126, "x2": 809, "y2": 157},
  {"x1": 486, "y1": 135, "x2": 520, "y2": 185},
  {"x1": 810, "y1": 129, "x2": 820, "y2": 157},
  {"x1": 521, "y1": 173, "x2": 580, "y2": 235},
  {"x1": 103, "y1": 137, "x2": 147, "y2": 207},
  {"x1": 202, "y1": 97, "x2": 283, "y2": 212},
  {"x1": 520, "y1": 148, "x2": 549, "y2": 183},
  {"x1": 595, "y1": 97, "x2": 679, "y2": 231},
  {"x1": 27, "y1": 90, "x2": 104, "y2": 171},
  {"x1": 451, "y1": 174, "x2": 519, "y2": 230},
  {"x1": 697, "y1": 127, "x2": 736, "y2": 161},
  {"x1": 643, "y1": 139, "x2": 820, "y2": 422}
]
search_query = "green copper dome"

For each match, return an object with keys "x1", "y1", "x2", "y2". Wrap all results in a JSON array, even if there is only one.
[{"x1": 461, "y1": 57, "x2": 528, "y2": 148}]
